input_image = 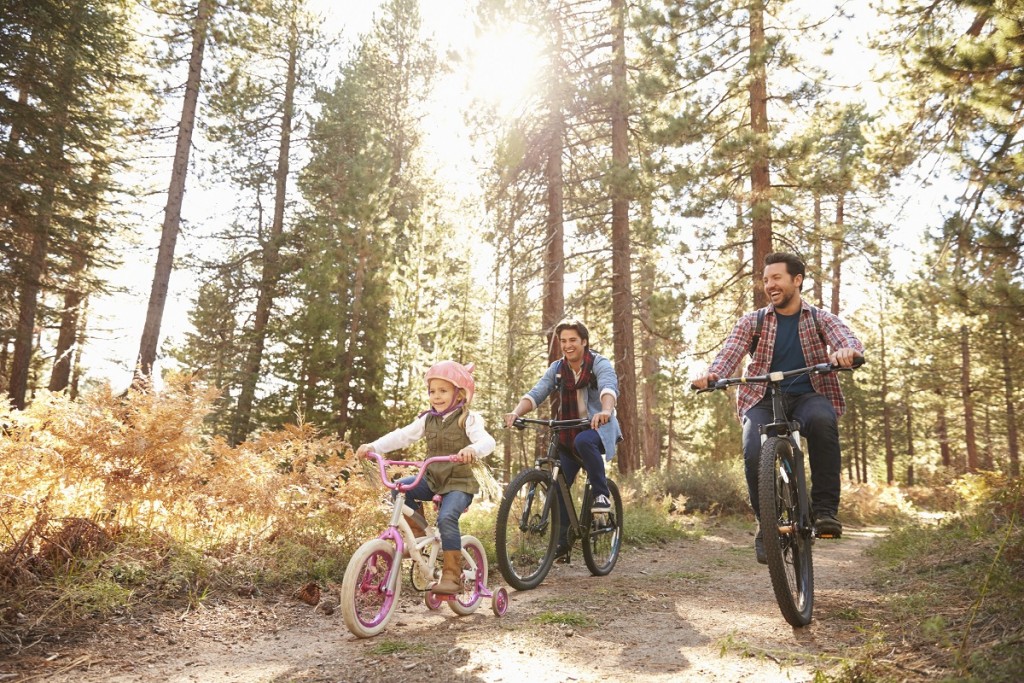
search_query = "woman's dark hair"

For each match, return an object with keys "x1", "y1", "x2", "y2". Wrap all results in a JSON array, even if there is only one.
[
  {"x1": 764, "y1": 252, "x2": 806, "y2": 280},
  {"x1": 554, "y1": 318, "x2": 590, "y2": 345}
]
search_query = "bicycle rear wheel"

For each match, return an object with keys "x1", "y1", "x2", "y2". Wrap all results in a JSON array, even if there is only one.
[
  {"x1": 340, "y1": 539, "x2": 401, "y2": 638},
  {"x1": 495, "y1": 468, "x2": 559, "y2": 590},
  {"x1": 581, "y1": 479, "x2": 623, "y2": 576},
  {"x1": 757, "y1": 436, "x2": 814, "y2": 627}
]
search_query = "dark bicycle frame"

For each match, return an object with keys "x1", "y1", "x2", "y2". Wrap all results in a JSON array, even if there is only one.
[{"x1": 512, "y1": 416, "x2": 593, "y2": 549}]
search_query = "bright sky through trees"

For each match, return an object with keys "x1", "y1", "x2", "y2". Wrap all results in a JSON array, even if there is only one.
[{"x1": 83, "y1": 0, "x2": 947, "y2": 390}]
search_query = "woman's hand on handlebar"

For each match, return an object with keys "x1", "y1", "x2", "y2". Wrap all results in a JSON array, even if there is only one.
[
  {"x1": 590, "y1": 409, "x2": 612, "y2": 430},
  {"x1": 503, "y1": 412, "x2": 520, "y2": 429}
]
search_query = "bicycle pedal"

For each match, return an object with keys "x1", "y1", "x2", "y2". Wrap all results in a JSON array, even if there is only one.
[{"x1": 816, "y1": 531, "x2": 841, "y2": 539}]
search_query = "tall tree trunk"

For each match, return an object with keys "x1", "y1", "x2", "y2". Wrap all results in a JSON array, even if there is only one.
[
  {"x1": 880, "y1": 318, "x2": 895, "y2": 484},
  {"x1": 70, "y1": 300, "x2": 87, "y2": 400},
  {"x1": 48, "y1": 247, "x2": 87, "y2": 392},
  {"x1": 937, "y1": 399, "x2": 952, "y2": 469},
  {"x1": 748, "y1": 0, "x2": 772, "y2": 308},
  {"x1": 231, "y1": 22, "x2": 298, "y2": 444},
  {"x1": 847, "y1": 398, "x2": 858, "y2": 481},
  {"x1": 610, "y1": 0, "x2": 638, "y2": 474},
  {"x1": 830, "y1": 194, "x2": 844, "y2": 315},
  {"x1": 905, "y1": 399, "x2": 915, "y2": 485},
  {"x1": 638, "y1": 241, "x2": 661, "y2": 469},
  {"x1": 543, "y1": 20, "x2": 566, "y2": 366},
  {"x1": 961, "y1": 324, "x2": 979, "y2": 472},
  {"x1": 858, "y1": 404, "x2": 868, "y2": 483},
  {"x1": 335, "y1": 244, "x2": 366, "y2": 436},
  {"x1": 1000, "y1": 323, "x2": 1020, "y2": 477},
  {"x1": 135, "y1": 0, "x2": 214, "y2": 383},
  {"x1": 812, "y1": 195, "x2": 823, "y2": 307}
]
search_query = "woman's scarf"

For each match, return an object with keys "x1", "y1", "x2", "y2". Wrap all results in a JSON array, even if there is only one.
[{"x1": 558, "y1": 349, "x2": 595, "y2": 448}]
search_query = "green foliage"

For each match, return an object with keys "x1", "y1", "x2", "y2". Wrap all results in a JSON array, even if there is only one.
[
  {"x1": 623, "y1": 458, "x2": 749, "y2": 516},
  {"x1": 858, "y1": 473, "x2": 1024, "y2": 682}
]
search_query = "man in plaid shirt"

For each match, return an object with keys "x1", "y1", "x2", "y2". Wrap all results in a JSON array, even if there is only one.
[{"x1": 692, "y1": 252, "x2": 864, "y2": 563}]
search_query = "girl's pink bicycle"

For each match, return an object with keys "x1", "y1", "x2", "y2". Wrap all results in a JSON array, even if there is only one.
[{"x1": 341, "y1": 452, "x2": 510, "y2": 638}]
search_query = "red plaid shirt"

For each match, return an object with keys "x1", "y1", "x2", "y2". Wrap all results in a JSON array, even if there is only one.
[{"x1": 708, "y1": 301, "x2": 864, "y2": 419}]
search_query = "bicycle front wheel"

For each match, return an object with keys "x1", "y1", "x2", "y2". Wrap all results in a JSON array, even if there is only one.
[
  {"x1": 757, "y1": 436, "x2": 814, "y2": 627},
  {"x1": 495, "y1": 468, "x2": 559, "y2": 591},
  {"x1": 340, "y1": 539, "x2": 401, "y2": 638},
  {"x1": 581, "y1": 479, "x2": 623, "y2": 576}
]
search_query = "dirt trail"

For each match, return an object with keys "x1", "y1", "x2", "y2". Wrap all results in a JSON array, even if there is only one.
[{"x1": 9, "y1": 521, "x2": 886, "y2": 682}]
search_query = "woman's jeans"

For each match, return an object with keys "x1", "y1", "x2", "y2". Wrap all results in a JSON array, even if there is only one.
[
  {"x1": 393, "y1": 475, "x2": 473, "y2": 552},
  {"x1": 741, "y1": 392, "x2": 841, "y2": 519}
]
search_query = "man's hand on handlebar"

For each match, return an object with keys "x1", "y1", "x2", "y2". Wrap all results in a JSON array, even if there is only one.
[
  {"x1": 690, "y1": 372, "x2": 720, "y2": 391},
  {"x1": 829, "y1": 348, "x2": 863, "y2": 368},
  {"x1": 590, "y1": 410, "x2": 612, "y2": 430}
]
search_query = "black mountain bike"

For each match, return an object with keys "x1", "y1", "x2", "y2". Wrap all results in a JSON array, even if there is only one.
[
  {"x1": 696, "y1": 358, "x2": 863, "y2": 627},
  {"x1": 495, "y1": 417, "x2": 623, "y2": 590}
]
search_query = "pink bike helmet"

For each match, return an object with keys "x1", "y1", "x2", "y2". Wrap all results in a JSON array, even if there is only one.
[{"x1": 424, "y1": 360, "x2": 476, "y2": 404}]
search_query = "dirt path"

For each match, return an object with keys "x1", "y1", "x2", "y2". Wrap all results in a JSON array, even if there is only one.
[{"x1": 10, "y1": 521, "x2": 886, "y2": 682}]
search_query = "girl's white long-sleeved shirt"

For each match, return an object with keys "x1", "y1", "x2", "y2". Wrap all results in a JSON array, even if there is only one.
[{"x1": 369, "y1": 410, "x2": 496, "y2": 458}]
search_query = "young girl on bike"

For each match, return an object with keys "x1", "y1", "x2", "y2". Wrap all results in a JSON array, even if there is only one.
[{"x1": 355, "y1": 360, "x2": 496, "y2": 594}]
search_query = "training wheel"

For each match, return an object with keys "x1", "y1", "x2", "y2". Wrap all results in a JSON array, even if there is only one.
[
  {"x1": 491, "y1": 587, "x2": 509, "y2": 616},
  {"x1": 424, "y1": 590, "x2": 443, "y2": 611}
]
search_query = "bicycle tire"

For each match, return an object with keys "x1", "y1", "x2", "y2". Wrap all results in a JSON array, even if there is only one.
[
  {"x1": 581, "y1": 479, "x2": 623, "y2": 576},
  {"x1": 495, "y1": 468, "x2": 559, "y2": 590},
  {"x1": 340, "y1": 539, "x2": 401, "y2": 638},
  {"x1": 757, "y1": 436, "x2": 814, "y2": 627},
  {"x1": 448, "y1": 534, "x2": 487, "y2": 615}
]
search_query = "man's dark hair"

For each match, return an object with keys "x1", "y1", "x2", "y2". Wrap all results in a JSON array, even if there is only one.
[
  {"x1": 764, "y1": 252, "x2": 806, "y2": 280},
  {"x1": 554, "y1": 318, "x2": 590, "y2": 345}
]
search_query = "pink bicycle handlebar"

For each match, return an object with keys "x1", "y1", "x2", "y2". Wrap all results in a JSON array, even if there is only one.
[{"x1": 362, "y1": 452, "x2": 460, "y2": 492}]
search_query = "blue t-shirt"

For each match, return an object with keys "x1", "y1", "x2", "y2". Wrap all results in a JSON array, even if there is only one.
[{"x1": 771, "y1": 311, "x2": 813, "y2": 394}]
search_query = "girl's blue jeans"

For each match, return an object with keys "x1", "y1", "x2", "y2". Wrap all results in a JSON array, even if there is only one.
[{"x1": 393, "y1": 476, "x2": 473, "y2": 551}]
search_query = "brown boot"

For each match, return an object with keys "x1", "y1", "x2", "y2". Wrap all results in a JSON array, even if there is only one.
[{"x1": 432, "y1": 550, "x2": 463, "y2": 595}]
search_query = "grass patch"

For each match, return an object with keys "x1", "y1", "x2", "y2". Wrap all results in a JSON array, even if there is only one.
[
  {"x1": 534, "y1": 611, "x2": 595, "y2": 628},
  {"x1": 368, "y1": 640, "x2": 431, "y2": 656},
  {"x1": 664, "y1": 570, "x2": 711, "y2": 583}
]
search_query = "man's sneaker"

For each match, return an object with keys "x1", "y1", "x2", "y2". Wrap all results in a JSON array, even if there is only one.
[
  {"x1": 816, "y1": 512, "x2": 843, "y2": 538},
  {"x1": 554, "y1": 539, "x2": 570, "y2": 564},
  {"x1": 754, "y1": 524, "x2": 767, "y2": 565},
  {"x1": 591, "y1": 494, "x2": 612, "y2": 514}
]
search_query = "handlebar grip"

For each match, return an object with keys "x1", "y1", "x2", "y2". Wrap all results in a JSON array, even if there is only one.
[{"x1": 851, "y1": 356, "x2": 866, "y2": 369}]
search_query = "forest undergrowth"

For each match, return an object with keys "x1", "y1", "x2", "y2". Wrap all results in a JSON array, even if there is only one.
[{"x1": 1, "y1": 377, "x2": 1021, "y2": 681}]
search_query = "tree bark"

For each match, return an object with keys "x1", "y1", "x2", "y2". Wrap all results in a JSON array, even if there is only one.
[
  {"x1": 748, "y1": 0, "x2": 772, "y2": 308},
  {"x1": 610, "y1": 0, "x2": 638, "y2": 474},
  {"x1": 543, "y1": 16, "x2": 566, "y2": 366},
  {"x1": 905, "y1": 399, "x2": 915, "y2": 485},
  {"x1": 231, "y1": 20, "x2": 298, "y2": 444},
  {"x1": 135, "y1": 0, "x2": 214, "y2": 384},
  {"x1": 812, "y1": 195, "x2": 823, "y2": 307},
  {"x1": 961, "y1": 324, "x2": 979, "y2": 472},
  {"x1": 936, "y1": 401, "x2": 952, "y2": 469},
  {"x1": 48, "y1": 247, "x2": 87, "y2": 393},
  {"x1": 830, "y1": 194, "x2": 844, "y2": 315},
  {"x1": 1000, "y1": 323, "x2": 1020, "y2": 477},
  {"x1": 880, "y1": 316, "x2": 895, "y2": 484}
]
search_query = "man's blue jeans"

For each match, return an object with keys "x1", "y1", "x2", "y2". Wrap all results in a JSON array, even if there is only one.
[
  {"x1": 555, "y1": 429, "x2": 609, "y2": 544},
  {"x1": 741, "y1": 392, "x2": 841, "y2": 518},
  {"x1": 393, "y1": 475, "x2": 473, "y2": 552}
]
